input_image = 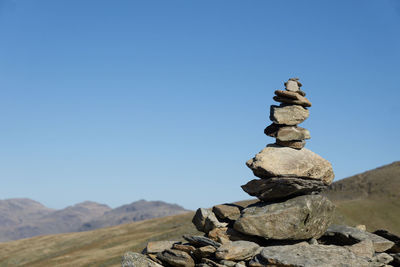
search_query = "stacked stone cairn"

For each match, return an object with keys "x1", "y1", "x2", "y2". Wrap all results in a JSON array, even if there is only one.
[{"x1": 122, "y1": 78, "x2": 398, "y2": 267}]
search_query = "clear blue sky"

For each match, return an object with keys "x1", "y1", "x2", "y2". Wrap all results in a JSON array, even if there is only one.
[{"x1": 0, "y1": 0, "x2": 399, "y2": 210}]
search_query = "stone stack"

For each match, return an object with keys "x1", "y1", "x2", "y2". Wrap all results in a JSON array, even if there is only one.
[
  {"x1": 237, "y1": 78, "x2": 335, "y2": 240},
  {"x1": 121, "y1": 78, "x2": 397, "y2": 267}
]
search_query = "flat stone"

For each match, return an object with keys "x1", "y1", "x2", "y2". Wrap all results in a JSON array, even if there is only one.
[
  {"x1": 284, "y1": 80, "x2": 299, "y2": 92},
  {"x1": 183, "y1": 235, "x2": 222, "y2": 248},
  {"x1": 374, "y1": 230, "x2": 400, "y2": 253},
  {"x1": 122, "y1": 252, "x2": 163, "y2": 267},
  {"x1": 194, "y1": 245, "x2": 216, "y2": 259},
  {"x1": 233, "y1": 195, "x2": 335, "y2": 240},
  {"x1": 273, "y1": 96, "x2": 312, "y2": 107},
  {"x1": 207, "y1": 227, "x2": 266, "y2": 244},
  {"x1": 241, "y1": 177, "x2": 327, "y2": 201},
  {"x1": 270, "y1": 105, "x2": 309, "y2": 125},
  {"x1": 192, "y1": 208, "x2": 227, "y2": 234},
  {"x1": 324, "y1": 225, "x2": 395, "y2": 252},
  {"x1": 274, "y1": 90, "x2": 311, "y2": 107},
  {"x1": 212, "y1": 205, "x2": 241, "y2": 221},
  {"x1": 215, "y1": 240, "x2": 260, "y2": 261},
  {"x1": 258, "y1": 242, "x2": 371, "y2": 267},
  {"x1": 146, "y1": 240, "x2": 179, "y2": 254},
  {"x1": 276, "y1": 139, "x2": 306, "y2": 149},
  {"x1": 275, "y1": 90, "x2": 303, "y2": 100},
  {"x1": 264, "y1": 124, "x2": 310, "y2": 141},
  {"x1": 157, "y1": 249, "x2": 195, "y2": 267},
  {"x1": 172, "y1": 243, "x2": 196, "y2": 254},
  {"x1": 346, "y1": 239, "x2": 375, "y2": 258},
  {"x1": 246, "y1": 145, "x2": 335, "y2": 184}
]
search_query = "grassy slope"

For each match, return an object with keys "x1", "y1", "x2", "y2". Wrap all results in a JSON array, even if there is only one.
[
  {"x1": 324, "y1": 161, "x2": 400, "y2": 234},
  {"x1": 0, "y1": 162, "x2": 399, "y2": 266},
  {"x1": 0, "y1": 212, "x2": 200, "y2": 267}
]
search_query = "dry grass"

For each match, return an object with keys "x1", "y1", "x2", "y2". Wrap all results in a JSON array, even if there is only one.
[{"x1": 0, "y1": 212, "x2": 200, "y2": 267}]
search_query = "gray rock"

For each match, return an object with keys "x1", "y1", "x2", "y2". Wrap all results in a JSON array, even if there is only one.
[
  {"x1": 157, "y1": 249, "x2": 195, "y2": 267},
  {"x1": 241, "y1": 177, "x2": 327, "y2": 201},
  {"x1": 309, "y1": 238, "x2": 318, "y2": 245},
  {"x1": 276, "y1": 139, "x2": 306, "y2": 149},
  {"x1": 212, "y1": 204, "x2": 241, "y2": 221},
  {"x1": 246, "y1": 145, "x2": 335, "y2": 185},
  {"x1": 265, "y1": 124, "x2": 310, "y2": 141},
  {"x1": 234, "y1": 195, "x2": 335, "y2": 240},
  {"x1": 284, "y1": 80, "x2": 299, "y2": 92},
  {"x1": 192, "y1": 208, "x2": 227, "y2": 233},
  {"x1": 259, "y1": 242, "x2": 371, "y2": 267},
  {"x1": 346, "y1": 239, "x2": 375, "y2": 258},
  {"x1": 270, "y1": 105, "x2": 309, "y2": 125},
  {"x1": 219, "y1": 260, "x2": 237, "y2": 267},
  {"x1": 146, "y1": 240, "x2": 179, "y2": 254},
  {"x1": 194, "y1": 245, "x2": 216, "y2": 259},
  {"x1": 183, "y1": 235, "x2": 222, "y2": 248},
  {"x1": 122, "y1": 252, "x2": 162, "y2": 267},
  {"x1": 371, "y1": 253, "x2": 394, "y2": 266},
  {"x1": 324, "y1": 225, "x2": 395, "y2": 252},
  {"x1": 215, "y1": 240, "x2": 260, "y2": 261}
]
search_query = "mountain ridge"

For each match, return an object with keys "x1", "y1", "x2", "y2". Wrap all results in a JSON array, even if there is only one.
[{"x1": 0, "y1": 199, "x2": 188, "y2": 242}]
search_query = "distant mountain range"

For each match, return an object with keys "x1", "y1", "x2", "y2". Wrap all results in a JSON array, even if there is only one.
[{"x1": 0, "y1": 199, "x2": 188, "y2": 242}]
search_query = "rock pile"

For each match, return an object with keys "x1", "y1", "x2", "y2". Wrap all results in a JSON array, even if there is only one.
[{"x1": 121, "y1": 78, "x2": 399, "y2": 267}]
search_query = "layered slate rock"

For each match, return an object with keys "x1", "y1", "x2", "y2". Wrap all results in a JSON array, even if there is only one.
[
  {"x1": 241, "y1": 177, "x2": 327, "y2": 201},
  {"x1": 254, "y1": 242, "x2": 371, "y2": 267},
  {"x1": 234, "y1": 195, "x2": 335, "y2": 240},
  {"x1": 246, "y1": 145, "x2": 334, "y2": 184}
]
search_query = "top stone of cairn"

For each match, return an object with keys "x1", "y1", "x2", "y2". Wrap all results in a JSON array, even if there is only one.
[{"x1": 284, "y1": 77, "x2": 302, "y2": 92}]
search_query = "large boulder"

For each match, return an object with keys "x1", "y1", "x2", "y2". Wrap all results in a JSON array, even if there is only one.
[
  {"x1": 252, "y1": 242, "x2": 371, "y2": 267},
  {"x1": 234, "y1": 195, "x2": 335, "y2": 240},
  {"x1": 270, "y1": 105, "x2": 309, "y2": 125},
  {"x1": 246, "y1": 145, "x2": 334, "y2": 185},
  {"x1": 241, "y1": 177, "x2": 327, "y2": 201}
]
